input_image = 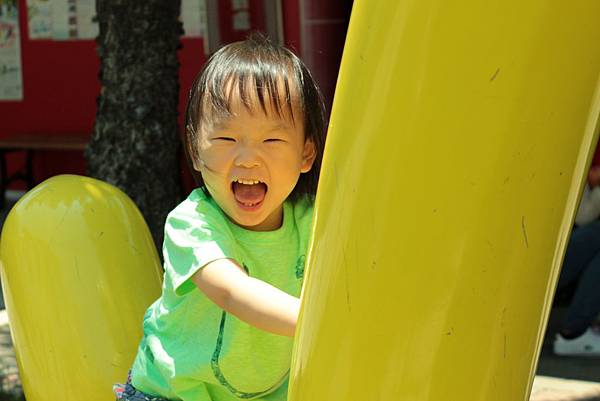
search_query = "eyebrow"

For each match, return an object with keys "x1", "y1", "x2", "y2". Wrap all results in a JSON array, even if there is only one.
[
  {"x1": 268, "y1": 123, "x2": 292, "y2": 132},
  {"x1": 211, "y1": 119, "x2": 293, "y2": 133},
  {"x1": 213, "y1": 121, "x2": 229, "y2": 130}
]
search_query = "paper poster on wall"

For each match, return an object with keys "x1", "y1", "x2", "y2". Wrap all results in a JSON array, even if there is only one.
[
  {"x1": 27, "y1": 0, "x2": 52, "y2": 39},
  {"x1": 231, "y1": 0, "x2": 250, "y2": 31},
  {"x1": 51, "y1": 0, "x2": 73, "y2": 39},
  {"x1": 52, "y1": 0, "x2": 97, "y2": 40},
  {"x1": 0, "y1": 0, "x2": 23, "y2": 100},
  {"x1": 181, "y1": 0, "x2": 207, "y2": 38},
  {"x1": 74, "y1": 0, "x2": 97, "y2": 39}
]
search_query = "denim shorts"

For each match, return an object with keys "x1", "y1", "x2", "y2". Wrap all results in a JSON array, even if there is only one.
[{"x1": 114, "y1": 372, "x2": 172, "y2": 401}]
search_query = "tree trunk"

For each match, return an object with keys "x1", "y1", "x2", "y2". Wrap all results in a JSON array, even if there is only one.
[{"x1": 87, "y1": 0, "x2": 182, "y2": 250}]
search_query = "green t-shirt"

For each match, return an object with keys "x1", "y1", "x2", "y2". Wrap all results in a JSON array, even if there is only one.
[{"x1": 130, "y1": 189, "x2": 313, "y2": 401}]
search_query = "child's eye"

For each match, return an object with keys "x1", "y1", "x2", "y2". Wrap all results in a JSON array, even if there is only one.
[
  {"x1": 214, "y1": 137, "x2": 236, "y2": 142},
  {"x1": 264, "y1": 138, "x2": 284, "y2": 143}
]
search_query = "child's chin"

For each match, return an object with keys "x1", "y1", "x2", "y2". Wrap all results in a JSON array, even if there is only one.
[
  {"x1": 235, "y1": 219, "x2": 266, "y2": 231},
  {"x1": 229, "y1": 209, "x2": 264, "y2": 226}
]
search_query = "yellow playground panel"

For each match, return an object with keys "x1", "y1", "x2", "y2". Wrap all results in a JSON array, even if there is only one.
[
  {"x1": 0, "y1": 175, "x2": 162, "y2": 401},
  {"x1": 1, "y1": 0, "x2": 600, "y2": 400},
  {"x1": 288, "y1": 0, "x2": 600, "y2": 401}
]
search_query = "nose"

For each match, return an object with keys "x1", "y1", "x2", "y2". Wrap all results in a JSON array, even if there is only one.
[{"x1": 234, "y1": 146, "x2": 261, "y2": 169}]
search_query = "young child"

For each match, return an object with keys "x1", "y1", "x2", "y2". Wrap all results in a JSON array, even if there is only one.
[{"x1": 115, "y1": 34, "x2": 326, "y2": 401}]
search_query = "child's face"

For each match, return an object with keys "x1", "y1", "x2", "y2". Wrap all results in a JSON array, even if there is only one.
[{"x1": 195, "y1": 91, "x2": 316, "y2": 231}]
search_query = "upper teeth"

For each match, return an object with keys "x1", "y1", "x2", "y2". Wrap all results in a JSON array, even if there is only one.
[{"x1": 235, "y1": 179, "x2": 261, "y2": 185}]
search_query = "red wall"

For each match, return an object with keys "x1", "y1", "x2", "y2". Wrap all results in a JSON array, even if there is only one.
[
  {"x1": 0, "y1": 0, "x2": 208, "y2": 191},
  {"x1": 0, "y1": 0, "x2": 306, "y2": 192},
  {"x1": 299, "y1": 0, "x2": 352, "y2": 112},
  {"x1": 0, "y1": 0, "x2": 96, "y2": 187},
  {"x1": 283, "y1": 0, "x2": 302, "y2": 54}
]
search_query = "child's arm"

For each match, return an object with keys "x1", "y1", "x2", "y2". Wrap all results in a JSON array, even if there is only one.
[{"x1": 191, "y1": 259, "x2": 300, "y2": 337}]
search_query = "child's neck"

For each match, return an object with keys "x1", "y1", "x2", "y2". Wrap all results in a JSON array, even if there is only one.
[{"x1": 236, "y1": 204, "x2": 284, "y2": 232}]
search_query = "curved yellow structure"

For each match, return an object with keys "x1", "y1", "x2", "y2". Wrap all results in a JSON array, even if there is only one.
[
  {"x1": 289, "y1": 1, "x2": 600, "y2": 400},
  {"x1": 0, "y1": 175, "x2": 162, "y2": 401}
]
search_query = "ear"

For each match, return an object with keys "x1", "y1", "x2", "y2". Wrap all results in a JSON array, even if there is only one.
[
  {"x1": 191, "y1": 157, "x2": 203, "y2": 172},
  {"x1": 186, "y1": 133, "x2": 203, "y2": 172},
  {"x1": 300, "y1": 138, "x2": 317, "y2": 173}
]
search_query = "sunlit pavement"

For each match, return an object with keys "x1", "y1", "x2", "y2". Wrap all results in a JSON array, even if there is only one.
[
  {"x1": 0, "y1": 310, "x2": 21, "y2": 396},
  {"x1": 531, "y1": 376, "x2": 600, "y2": 401}
]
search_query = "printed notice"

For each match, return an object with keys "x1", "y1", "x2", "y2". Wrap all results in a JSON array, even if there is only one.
[
  {"x1": 181, "y1": 0, "x2": 207, "y2": 38},
  {"x1": 75, "y1": 0, "x2": 97, "y2": 39},
  {"x1": 27, "y1": 0, "x2": 53, "y2": 39},
  {"x1": 52, "y1": 0, "x2": 97, "y2": 40},
  {"x1": 0, "y1": 0, "x2": 23, "y2": 100}
]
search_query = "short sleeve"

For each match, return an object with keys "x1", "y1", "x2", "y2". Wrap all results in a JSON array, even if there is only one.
[{"x1": 163, "y1": 195, "x2": 237, "y2": 296}]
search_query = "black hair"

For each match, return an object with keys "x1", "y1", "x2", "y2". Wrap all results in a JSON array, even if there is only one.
[{"x1": 184, "y1": 33, "x2": 326, "y2": 201}]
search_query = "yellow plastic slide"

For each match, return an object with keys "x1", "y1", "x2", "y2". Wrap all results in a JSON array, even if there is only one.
[
  {"x1": 288, "y1": 0, "x2": 600, "y2": 400},
  {"x1": 0, "y1": 175, "x2": 162, "y2": 401}
]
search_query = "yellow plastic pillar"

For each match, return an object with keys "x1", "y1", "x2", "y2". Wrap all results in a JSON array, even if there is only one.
[
  {"x1": 0, "y1": 175, "x2": 163, "y2": 401},
  {"x1": 289, "y1": 1, "x2": 600, "y2": 400}
]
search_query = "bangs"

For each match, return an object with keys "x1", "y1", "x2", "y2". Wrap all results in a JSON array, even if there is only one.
[
  {"x1": 186, "y1": 43, "x2": 301, "y2": 137},
  {"x1": 211, "y1": 73, "x2": 297, "y2": 127}
]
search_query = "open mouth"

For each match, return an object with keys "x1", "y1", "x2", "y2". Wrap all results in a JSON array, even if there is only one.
[{"x1": 231, "y1": 179, "x2": 268, "y2": 209}]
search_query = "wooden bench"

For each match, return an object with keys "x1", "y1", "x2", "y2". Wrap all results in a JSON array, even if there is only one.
[{"x1": 0, "y1": 133, "x2": 89, "y2": 208}]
